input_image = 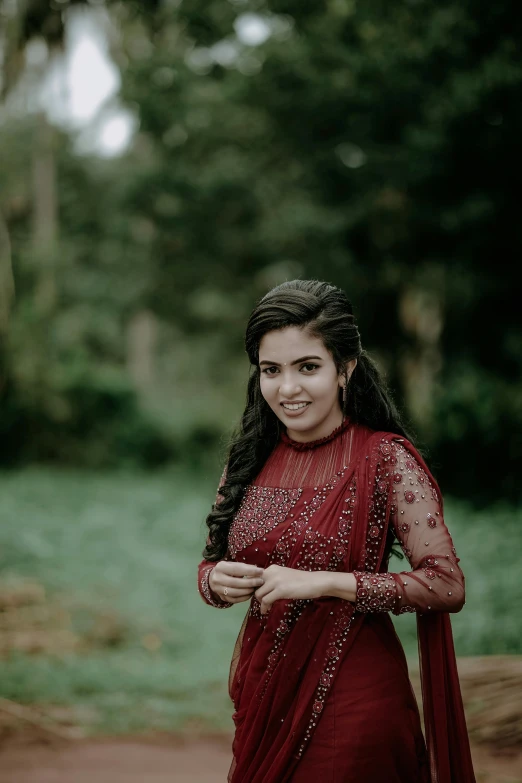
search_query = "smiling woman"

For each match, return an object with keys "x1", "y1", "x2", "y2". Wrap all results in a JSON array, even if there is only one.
[
  {"x1": 258, "y1": 331, "x2": 357, "y2": 442},
  {"x1": 196, "y1": 280, "x2": 476, "y2": 783}
]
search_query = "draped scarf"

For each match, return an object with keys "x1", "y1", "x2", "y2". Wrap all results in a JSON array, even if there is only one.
[{"x1": 227, "y1": 430, "x2": 475, "y2": 783}]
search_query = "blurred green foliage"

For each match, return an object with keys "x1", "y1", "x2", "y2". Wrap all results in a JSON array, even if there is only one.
[
  {"x1": 0, "y1": 0, "x2": 521, "y2": 502},
  {"x1": 0, "y1": 468, "x2": 519, "y2": 733}
]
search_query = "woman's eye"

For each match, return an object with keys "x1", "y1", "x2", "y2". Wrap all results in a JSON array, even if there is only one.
[{"x1": 261, "y1": 363, "x2": 319, "y2": 375}]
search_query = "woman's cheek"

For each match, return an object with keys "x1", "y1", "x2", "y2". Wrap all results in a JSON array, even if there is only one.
[{"x1": 260, "y1": 384, "x2": 278, "y2": 413}]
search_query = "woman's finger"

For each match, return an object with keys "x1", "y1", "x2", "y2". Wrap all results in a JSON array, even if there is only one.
[
  {"x1": 260, "y1": 598, "x2": 272, "y2": 615},
  {"x1": 254, "y1": 583, "x2": 267, "y2": 601},
  {"x1": 221, "y1": 585, "x2": 257, "y2": 599},
  {"x1": 218, "y1": 562, "x2": 264, "y2": 579},
  {"x1": 218, "y1": 574, "x2": 264, "y2": 589},
  {"x1": 235, "y1": 576, "x2": 265, "y2": 588}
]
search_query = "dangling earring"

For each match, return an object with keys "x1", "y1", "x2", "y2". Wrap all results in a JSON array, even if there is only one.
[{"x1": 342, "y1": 372, "x2": 349, "y2": 404}]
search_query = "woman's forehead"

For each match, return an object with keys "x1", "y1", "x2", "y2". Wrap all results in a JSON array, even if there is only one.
[{"x1": 259, "y1": 327, "x2": 328, "y2": 361}]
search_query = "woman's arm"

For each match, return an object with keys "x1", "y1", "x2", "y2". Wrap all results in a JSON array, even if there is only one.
[{"x1": 322, "y1": 441, "x2": 466, "y2": 614}]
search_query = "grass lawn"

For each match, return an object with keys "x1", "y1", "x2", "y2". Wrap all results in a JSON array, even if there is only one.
[{"x1": 0, "y1": 467, "x2": 520, "y2": 735}]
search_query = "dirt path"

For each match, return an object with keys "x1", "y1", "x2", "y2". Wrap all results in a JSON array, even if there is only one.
[
  {"x1": 1, "y1": 656, "x2": 521, "y2": 781},
  {"x1": 0, "y1": 736, "x2": 520, "y2": 783},
  {"x1": 0, "y1": 736, "x2": 232, "y2": 783}
]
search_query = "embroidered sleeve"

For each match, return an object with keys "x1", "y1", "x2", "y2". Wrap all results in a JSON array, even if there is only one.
[
  {"x1": 353, "y1": 441, "x2": 465, "y2": 615},
  {"x1": 197, "y1": 464, "x2": 233, "y2": 608}
]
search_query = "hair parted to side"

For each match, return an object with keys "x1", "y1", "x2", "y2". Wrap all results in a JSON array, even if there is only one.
[{"x1": 202, "y1": 279, "x2": 414, "y2": 562}]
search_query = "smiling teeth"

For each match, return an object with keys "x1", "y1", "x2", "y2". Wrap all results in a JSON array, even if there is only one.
[{"x1": 282, "y1": 403, "x2": 309, "y2": 410}]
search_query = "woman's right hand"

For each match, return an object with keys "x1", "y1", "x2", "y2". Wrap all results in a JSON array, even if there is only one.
[{"x1": 209, "y1": 561, "x2": 265, "y2": 604}]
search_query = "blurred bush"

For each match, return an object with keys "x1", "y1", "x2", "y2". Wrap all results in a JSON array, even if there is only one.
[{"x1": 0, "y1": 369, "x2": 173, "y2": 468}]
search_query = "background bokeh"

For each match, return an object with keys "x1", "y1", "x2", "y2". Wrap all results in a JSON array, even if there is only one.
[{"x1": 0, "y1": 0, "x2": 521, "y2": 757}]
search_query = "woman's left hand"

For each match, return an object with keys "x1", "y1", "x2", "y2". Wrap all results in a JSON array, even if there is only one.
[{"x1": 254, "y1": 565, "x2": 327, "y2": 615}]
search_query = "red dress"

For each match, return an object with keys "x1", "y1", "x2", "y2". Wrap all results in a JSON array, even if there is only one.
[{"x1": 197, "y1": 419, "x2": 475, "y2": 783}]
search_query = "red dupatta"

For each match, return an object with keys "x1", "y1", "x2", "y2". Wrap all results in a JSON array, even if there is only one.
[
  {"x1": 412, "y1": 446, "x2": 476, "y2": 783},
  {"x1": 226, "y1": 430, "x2": 475, "y2": 783}
]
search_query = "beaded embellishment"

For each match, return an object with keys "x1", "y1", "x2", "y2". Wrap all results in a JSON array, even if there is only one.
[
  {"x1": 257, "y1": 467, "x2": 357, "y2": 704},
  {"x1": 228, "y1": 486, "x2": 302, "y2": 559}
]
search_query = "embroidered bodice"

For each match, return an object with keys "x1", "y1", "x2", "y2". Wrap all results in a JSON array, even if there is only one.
[{"x1": 197, "y1": 421, "x2": 465, "y2": 616}]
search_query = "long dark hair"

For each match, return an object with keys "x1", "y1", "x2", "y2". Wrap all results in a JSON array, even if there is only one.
[{"x1": 202, "y1": 280, "x2": 415, "y2": 561}]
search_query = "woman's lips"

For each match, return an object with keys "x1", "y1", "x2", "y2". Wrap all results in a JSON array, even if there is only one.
[{"x1": 280, "y1": 402, "x2": 311, "y2": 417}]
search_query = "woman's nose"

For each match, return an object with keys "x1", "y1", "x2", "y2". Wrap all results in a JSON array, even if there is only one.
[{"x1": 279, "y1": 377, "x2": 302, "y2": 396}]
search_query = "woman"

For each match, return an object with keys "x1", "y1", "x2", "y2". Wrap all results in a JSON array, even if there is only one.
[{"x1": 197, "y1": 280, "x2": 475, "y2": 783}]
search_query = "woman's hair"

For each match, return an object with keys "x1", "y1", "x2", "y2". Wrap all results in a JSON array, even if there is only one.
[{"x1": 202, "y1": 279, "x2": 414, "y2": 561}]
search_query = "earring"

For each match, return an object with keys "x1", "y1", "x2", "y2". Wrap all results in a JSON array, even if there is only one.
[{"x1": 343, "y1": 371, "x2": 352, "y2": 403}]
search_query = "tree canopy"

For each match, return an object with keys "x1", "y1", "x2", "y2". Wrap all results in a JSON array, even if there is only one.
[{"x1": 0, "y1": 0, "x2": 520, "y2": 503}]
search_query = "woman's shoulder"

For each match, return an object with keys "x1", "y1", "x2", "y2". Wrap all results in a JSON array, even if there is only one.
[
  {"x1": 371, "y1": 428, "x2": 416, "y2": 452},
  {"x1": 351, "y1": 423, "x2": 410, "y2": 453},
  {"x1": 355, "y1": 427, "x2": 424, "y2": 469},
  {"x1": 375, "y1": 431, "x2": 439, "y2": 488}
]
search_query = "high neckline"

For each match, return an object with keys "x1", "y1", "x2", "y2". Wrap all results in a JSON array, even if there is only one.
[{"x1": 280, "y1": 416, "x2": 352, "y2": 451}]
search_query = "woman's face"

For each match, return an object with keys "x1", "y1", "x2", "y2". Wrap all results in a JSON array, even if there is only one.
[{"x1": 258, "y1": 326, "x2": 356, "y2": 443}]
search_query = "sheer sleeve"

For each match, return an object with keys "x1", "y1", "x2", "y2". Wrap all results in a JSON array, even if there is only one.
[
  {"x1": 197, "y1": 465, "x2": 233, "y2": 609},
  {"x1": 353, "y1": 440, "x2": 466, "y2": 615}
]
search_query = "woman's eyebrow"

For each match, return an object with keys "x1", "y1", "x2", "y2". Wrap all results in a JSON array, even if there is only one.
[{"x1": 259, "y1": 355, "x2": 324, "y2": 366}]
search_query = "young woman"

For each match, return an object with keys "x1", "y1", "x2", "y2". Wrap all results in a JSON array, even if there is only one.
[{"x1": 197, "y1": 280, "x2": 475, "y2": 783}]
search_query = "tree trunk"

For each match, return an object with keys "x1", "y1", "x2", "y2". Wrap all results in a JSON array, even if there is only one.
[
  {"x1": 398, "y1": 284, "x2": 444, "y2": 432},
  {"x1": 126, "y1": 310, "x2": 158, "y2": 396}
]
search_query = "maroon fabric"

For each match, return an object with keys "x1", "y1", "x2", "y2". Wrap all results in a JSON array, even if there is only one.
[
  {"x1": 289, "y1": 614, "x2": 429, "y2": 782},
  {"x1": 197, "y1": 421, "x2": 476, "y2": 782}
]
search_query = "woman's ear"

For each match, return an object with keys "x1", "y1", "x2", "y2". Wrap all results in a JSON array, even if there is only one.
[
  {"x1": 338, "y1": 358, "x2": 357, "y2": 389},
  {"x1": 347, "y1": 358, "x2": 357, "y2": 379}
]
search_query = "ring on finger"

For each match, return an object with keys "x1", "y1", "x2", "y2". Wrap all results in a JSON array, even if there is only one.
[{"x1": 224, "y1": 587, "x2": 229, "y2": 596}]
